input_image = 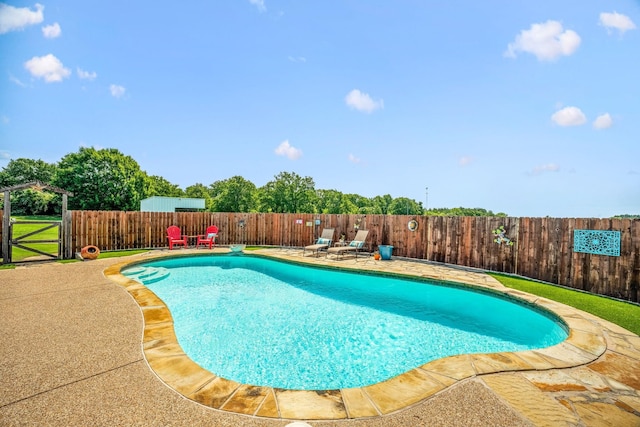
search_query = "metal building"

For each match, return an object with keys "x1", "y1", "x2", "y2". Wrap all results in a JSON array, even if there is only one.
[{"x1": 140, "y1": 196, "x2": 205, "y2": 212}]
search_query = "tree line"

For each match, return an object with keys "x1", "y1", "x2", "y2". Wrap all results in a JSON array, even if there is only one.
[{"x1": 0, "y1": 147, "x2": 507, "y2": 217}]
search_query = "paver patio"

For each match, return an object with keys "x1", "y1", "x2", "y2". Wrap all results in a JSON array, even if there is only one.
[{"x1": 1, "y1": 247, "x2": 639, "y2": 426}]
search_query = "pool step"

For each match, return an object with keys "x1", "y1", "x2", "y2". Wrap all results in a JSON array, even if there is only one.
[{"x1": 125, "y1": 266, "x2": 170, "y2": 284}]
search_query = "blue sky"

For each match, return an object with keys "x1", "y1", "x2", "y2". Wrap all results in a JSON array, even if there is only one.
[{"x1": 1, "y1": 1, "x2": 638, "y2": 218}]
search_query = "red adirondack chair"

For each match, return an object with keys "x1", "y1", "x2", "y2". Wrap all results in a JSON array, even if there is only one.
[
  {"x1": 196, "y1": 225, "x2": 218, "y2": 249},
  {"x1": 167, "y1": 225, "x2": 188, "y2": 250}
]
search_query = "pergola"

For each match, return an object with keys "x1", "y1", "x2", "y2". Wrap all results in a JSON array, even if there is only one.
[{"x1": 1, "y1": 181, "x2": 74, "y2": 264}]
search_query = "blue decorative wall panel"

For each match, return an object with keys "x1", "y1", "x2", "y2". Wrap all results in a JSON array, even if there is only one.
[{"x1": 573, "y1": 229, "x2": 620, "y2": 256}]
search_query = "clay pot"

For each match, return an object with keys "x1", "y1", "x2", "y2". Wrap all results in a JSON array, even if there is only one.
[
  {"x1": 373, "y1": 253, "x2": 381, "y2": 260},
  {"x1": 80, "y1": 245, "x2": 100, "y2": 260}
]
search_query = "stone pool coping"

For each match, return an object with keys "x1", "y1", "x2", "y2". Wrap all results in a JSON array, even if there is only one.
[{"x1": 102, "y1": 247, "x2": 637, "y2": 423}]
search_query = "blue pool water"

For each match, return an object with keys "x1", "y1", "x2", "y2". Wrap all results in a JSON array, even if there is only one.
[{"x1": 123, "y1": 255, "x2": 568, "y2": 390}]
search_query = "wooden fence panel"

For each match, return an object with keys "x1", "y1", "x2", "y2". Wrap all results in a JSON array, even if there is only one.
[
  {"x1": 65, "y1": 211, "x2": 639, "y2": 302},
  {"x1": 622, "y1": 218, "x2": 640, "y2": 302},
  {"x1": 407, "y1": 215, "x2": 424, "y2": 260},
  {"x1": 560, "y1": 218, "x2": 575, "y2": 288},
  {"x1": 427, "y1": 216, "x2": 444, "y2": 264}
]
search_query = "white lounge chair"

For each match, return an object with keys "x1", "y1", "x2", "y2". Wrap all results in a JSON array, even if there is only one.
[
  {"x1": 326, "y1": 229, "x2": 369, "y2": 259},
  {"x1": 303, "y1": 228, "x2": 335, "y2": 256}
]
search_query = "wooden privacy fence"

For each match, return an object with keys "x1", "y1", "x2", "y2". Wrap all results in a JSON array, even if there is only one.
[{"x1": 64, "y1": 211, "x2": 640, "y2": 302}]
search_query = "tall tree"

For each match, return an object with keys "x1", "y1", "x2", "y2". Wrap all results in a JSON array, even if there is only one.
[
  {"x1": 209, "y1": 176, "x2": 257, "y2": 212},
  {"x1": 344, "y1": 193, "x2": 374, "y2": 214},
  {"x1": 53, "y1": 147, "x2": 147, "y2": 211},
  {"x1": 258, "y1": 171, "x2": 315, "y2": 213},
  {"x1": 314, "y1": 189, "x2": 357, "y2": 214},
  {"x1": 388, "y1": 197, "x2": 424, "y2": 215},
  {"x1": 0, "y1": 158, "x2": 59, "y2": 215},
  {"x1": 371, "y1": 194, "x2": 394, "y2": 214},
  {"x1": 427, "y1": 207, "x2": 506, "y2": 216},
  {"x1": 0, "y1": 158, "x2": 57, "y2": 187},
  {"x1": 145, "y1": 175, "x2": 184, "y2": 198},
  {"x1": 10, "y1": 190, "x2": 58, "y2": 215},
  {"x1": 185, "y1": 183, "x2": 212, "y2": 210}
]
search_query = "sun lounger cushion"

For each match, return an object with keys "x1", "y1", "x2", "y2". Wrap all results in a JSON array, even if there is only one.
[
  {"x1": 349, "y1": 240, "x2": 363, "y2": 248},
  {"x1": 316, "y1": 238, "x2": 330, "y2": 245}
]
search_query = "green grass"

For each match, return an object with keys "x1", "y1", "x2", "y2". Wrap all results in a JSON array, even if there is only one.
[
  {"x1": 95, "y1": 249, "x2": 150, "y2": 259},
  {"x1": 489, "y1": 273, "x2": 640, "y2": 336},
  {"x1": 59, "y1": 249, "x2": 151, "y2": 263},
  {"x1": 12, "y1": 215, "x2": 61, "y2": 221}
]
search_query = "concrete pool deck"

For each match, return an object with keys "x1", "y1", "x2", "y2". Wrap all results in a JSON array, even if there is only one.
[{"x1": 1, "y1": 248, "x2": 639, "y2": 426}]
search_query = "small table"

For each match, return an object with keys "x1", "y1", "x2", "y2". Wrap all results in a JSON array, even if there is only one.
[{"x1": 185, "y1": 235, "x2": 200, "y2": 246}]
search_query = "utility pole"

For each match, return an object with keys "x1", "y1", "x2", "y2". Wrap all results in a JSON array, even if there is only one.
[{"x1": 425, "y1": 187, "x2": 429, "y2": 212}]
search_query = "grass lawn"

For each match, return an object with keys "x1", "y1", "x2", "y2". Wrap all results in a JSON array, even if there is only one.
[
  {"x1": 489, "y1": 273, "x2": 640, "y2": 336},
  {"x1": 96, "y1": 249, "x2": 150, "y2": 259}
]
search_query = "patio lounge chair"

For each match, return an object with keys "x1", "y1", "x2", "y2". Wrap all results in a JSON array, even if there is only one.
[
  {"x1": 167, "y1": 225, "x2": 188, "y2": 250},
  {"x1": 303, "y1": 228, "x2": 335, "y2": 256},
  {"x1": 326, "y1": 229, "x2": 369, "y2": 259},
  {"x1": 196, "y1": 225, "x2": 218, "y2": 249}
]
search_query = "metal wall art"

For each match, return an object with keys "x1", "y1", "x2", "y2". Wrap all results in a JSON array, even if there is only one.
[
  {"x1": 573, "y1": 229, "x2": 620, "y2": 256},
  {"x1": 492, "y1": 225, "x2": 514, "y2": 246},
  {"x1": 354, "y1": 217, "x2": 363, "y2": 230}
]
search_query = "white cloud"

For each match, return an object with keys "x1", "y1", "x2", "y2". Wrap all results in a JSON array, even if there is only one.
[
  {"x1": 288, "y1": 56, "x2": 306, "y2": 63},
  {"x1": 274, "y1": 140, "x2": 302, "y2": 160},
  {"x1": 459, "y1": 156, "x2": 473, "y2": 166},
  {"x1": 348, "y1": 153, "x2": 361, "y2": 164},
  {"x1": 0, "y1": 3, "x2": 44, "y2": 34},
  {"x1": 1, "y1": 115, "x2": 9, "y2": 125},
  {"x1": 77, "y1": 67, "x2": 97, "y2": 80},
  {"x1": 42, "y1": 22, "x2": 60, "y2": 38},
  {"x1": 551, "y1": 106, "x2": 587, "y2": 126},
  {"x1": 593, "y1": 113, "x2": 613, "y2": 130},
  {"x1": 505, "y1": 20, "x2": 581, "y2": 61},
  {"x1": 110, "y1": 84, "x2": 126, "y2": 98},
  {"x1": 599, "y1": 12, "x2": 636, "y2": 34},
  {"x1": 24, "y1": 54, "x2": 71, "y2": 83},
  {"x1": 540, "y1": 163, "x2": 560, "y2": 172},
  {"x1": 0, "y1": 150, "x2": 10, "y2": 160},
  {"x1": 345, "y1": 89, "x2": 384, "y2": 113},
  {"x1": 530, "y1": 163, "x2": 560, "y2": 175},
  {"x1": 9, "y1": 74, "x2": 26, "y2": 87},
  {"x1": 249, "y1": 0, "x2": 266, "y2": 12}
]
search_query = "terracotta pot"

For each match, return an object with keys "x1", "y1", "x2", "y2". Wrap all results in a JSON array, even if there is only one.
[
  {"x1": 80, "y1": 245, "x2": 100, "y2": 260},
  {"x1": 373, "y1": 253, "x2": 381, "y2": 260}
]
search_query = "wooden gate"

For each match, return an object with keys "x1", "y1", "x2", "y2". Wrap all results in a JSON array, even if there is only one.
[
  {"x1": 9, "y1": 220, "x2": 62, "y2": 262},
  {"x1": 1, "y1": 181, "x2": 73, "y2": 264}
]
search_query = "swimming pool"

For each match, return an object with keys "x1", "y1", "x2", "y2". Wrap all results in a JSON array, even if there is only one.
[{"x1": 122, "y1": 254, "x2": 568, "y2": 390}]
